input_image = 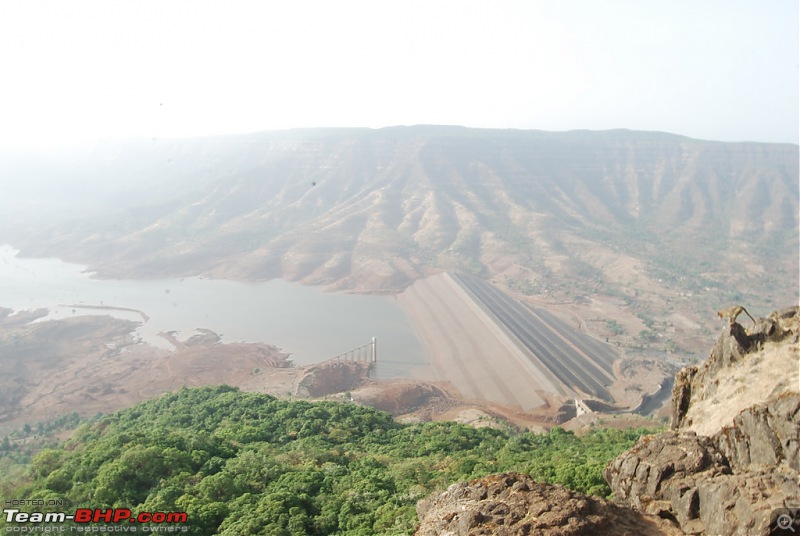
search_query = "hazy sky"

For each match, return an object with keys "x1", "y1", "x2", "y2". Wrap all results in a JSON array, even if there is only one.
[{"x1": 0, "y1": 0, "x2": 797, "y2": 148}]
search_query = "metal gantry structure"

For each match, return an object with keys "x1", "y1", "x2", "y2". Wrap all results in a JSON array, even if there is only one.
[{"x1": 330, "y1": 337, "x2": 377, "y2": 365}]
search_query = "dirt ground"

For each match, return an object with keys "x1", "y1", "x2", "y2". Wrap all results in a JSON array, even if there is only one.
[
  {"x1": 0, "y1": 268, "x2": 675, "y2": 435},
  {"x1": 0, "y1": 309, "x2": 292, "y2": 430}
]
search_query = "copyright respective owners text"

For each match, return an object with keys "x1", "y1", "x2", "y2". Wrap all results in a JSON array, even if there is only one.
[
  {"x1": 3, "y1": 501, "x2": 189, "y2": 533},
  {"x1": 774, "y1": 507, "x2": 800, "y2": 533}
]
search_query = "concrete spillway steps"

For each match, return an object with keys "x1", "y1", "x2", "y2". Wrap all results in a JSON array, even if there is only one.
[
  {"x1": 452, "y1": 273, "x2": 617, "y2": 401},
  {"x1": 396, "y1": 272, "x2": 619, "y2": 410}
]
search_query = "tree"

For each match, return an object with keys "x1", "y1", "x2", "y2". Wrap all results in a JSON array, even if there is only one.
[{"x1": 1, "y1": 386, "x2": 661, "y2": 534}]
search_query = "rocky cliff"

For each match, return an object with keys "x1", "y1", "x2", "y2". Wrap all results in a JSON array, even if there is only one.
[
  {"x1": 414, "y1": 307, "x2": 798, "y2": 535},
  {"x1": 605, "y1": 306, "x2": 799, "y2": 535}
]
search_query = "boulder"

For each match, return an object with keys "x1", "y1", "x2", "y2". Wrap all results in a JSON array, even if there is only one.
[{"x1": 414, "y1": 472, "x2": 681, "y2": 536}]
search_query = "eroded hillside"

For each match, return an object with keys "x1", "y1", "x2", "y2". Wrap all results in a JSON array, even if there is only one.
[{"x1": 1, "y1": 127, "x2": 797, "y2": 354}]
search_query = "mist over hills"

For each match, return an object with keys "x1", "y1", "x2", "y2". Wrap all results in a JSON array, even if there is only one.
[
  {"x1": 1, "y1": 126, "x2": 797, "y2": 340},
  {"x1": 1, "y1": 127, "x2": 796, "y2": 535}
]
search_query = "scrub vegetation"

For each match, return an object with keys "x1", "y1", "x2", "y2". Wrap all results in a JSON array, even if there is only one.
[{"x1": 1, "y1": 386, "x2": 659, "y2": 535}]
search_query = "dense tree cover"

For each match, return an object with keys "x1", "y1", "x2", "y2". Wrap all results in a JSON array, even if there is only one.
[{"x1": 1, "y1": 386, "x2": 659, "y2": 535}]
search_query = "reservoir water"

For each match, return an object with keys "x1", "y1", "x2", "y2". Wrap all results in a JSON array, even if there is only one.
[{"x1": 0, "y1": 245, "x2": 426, "y2": 379}]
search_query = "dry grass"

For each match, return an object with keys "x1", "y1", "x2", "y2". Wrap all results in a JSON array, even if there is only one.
[{"x1": 684, "y1": 339, "x2": 799, "y2": 436}]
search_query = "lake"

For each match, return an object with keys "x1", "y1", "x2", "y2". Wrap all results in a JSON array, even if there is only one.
[{"x1": 0, "y1": 245, "x2": 426, "y2": 378}]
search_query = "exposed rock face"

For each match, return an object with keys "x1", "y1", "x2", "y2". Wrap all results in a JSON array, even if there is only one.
[
  {"x1": 351, "y1": 381, "x2": 457, "y2": 416},
  {"x1": 672, "y1": 305, "x2": 798, "y2": 431},
  {"x1": 293, "y1": 361, "x2": 371, "y2": 397},
  {"x1": 412, "y1": 307, "x2": 798, "y2": 535},
  {"x1": 414, "y1": 472, "x2": 682, "y2": 536},
  {"x1": 715, "y1": 393, "x2": 800, "y2": 473},
  {"x1": 606, "y1": 306, "x2": 800, "y2": 535}
]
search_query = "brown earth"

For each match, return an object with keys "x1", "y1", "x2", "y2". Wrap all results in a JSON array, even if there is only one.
[
  {"x1": 4, "y1": 128, "x2": 796, "y2": 366},
  {"x1": 1, "y1": 128, "x2": 795, "y2": 435},
  {"x1": 0, "y1": 308, "x2": 589, "y2": 435},
  {"x1": 0, "y1": 270, "x2": 675, "y2": 435},
  {"x1": 0, "y1": 307, "x2": 462, "y2": 430},
  {"x1": 0, "y1": 308, "x2": 291, "y2": 430},
  {"x1": 414, "y1": 472, "x2": 682, "y2": 536}
]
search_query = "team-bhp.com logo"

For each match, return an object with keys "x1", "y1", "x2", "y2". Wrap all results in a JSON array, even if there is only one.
[{"x1": 4, "y1": 508, "x2": 188, "y2": 532}]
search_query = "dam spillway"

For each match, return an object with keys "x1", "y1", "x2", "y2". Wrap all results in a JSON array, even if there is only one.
[{"x1": 397, "y1": 272, "x2": 618, "y2": 410}]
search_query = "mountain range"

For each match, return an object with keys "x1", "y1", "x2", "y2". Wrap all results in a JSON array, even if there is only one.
[{"x1": 1, "y1": 126, "x2": 797, "y2": 352}]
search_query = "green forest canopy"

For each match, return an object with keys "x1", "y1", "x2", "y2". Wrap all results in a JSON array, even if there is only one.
[{"x1": 1, "y1": 386, "x2": 659, "y2": 535}]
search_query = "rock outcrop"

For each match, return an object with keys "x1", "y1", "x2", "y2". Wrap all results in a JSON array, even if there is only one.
[
  {"x1": 672, "y1": 306, "x2": 798, "y2": 432},
  {"x1": 293, "y1": 361, "x2": 371, "y2": 397},
  {"x1": 412, "y1": 307, "x2": 798, "y2": 535},
  {"x1": 414, "y1": 472, "x2": 681, "y2": 536},
  {"x1": 605, "y1": 306, "x2": 800, "y2": 535}
]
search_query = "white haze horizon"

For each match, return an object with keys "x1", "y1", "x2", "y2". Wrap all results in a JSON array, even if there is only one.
[
  {"x1": 0, "y1": 0, "x2": 797, "y2": 149},
  {"x1": 6, "y1": 125, "x2": 798, "y2": 157}
]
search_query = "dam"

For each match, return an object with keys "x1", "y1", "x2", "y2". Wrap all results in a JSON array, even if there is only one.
[{"x1": 397, "y1": 272, "x2": 619, "y2": 410}]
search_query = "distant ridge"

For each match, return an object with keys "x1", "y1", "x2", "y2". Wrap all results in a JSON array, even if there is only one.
[{"x1": 1, "y1": 126, "x2": 796, "y2": 354}]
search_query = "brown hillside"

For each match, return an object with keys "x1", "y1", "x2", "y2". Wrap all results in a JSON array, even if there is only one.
[{"x1": 1, "y1": 127, "x2": 797, "y2": 357}]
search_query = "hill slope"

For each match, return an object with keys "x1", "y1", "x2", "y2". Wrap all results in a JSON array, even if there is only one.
[
  {"x1": 0, "y1": 385, "x2": 659, "y2": 534},
  {"x1": 1, "y1": 126, "x2": 797, "y2": 349}
]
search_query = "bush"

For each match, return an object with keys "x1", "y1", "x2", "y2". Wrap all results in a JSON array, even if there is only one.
[{"x1": 1, "y1": 386, "x2": 659, "y2": 534}]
